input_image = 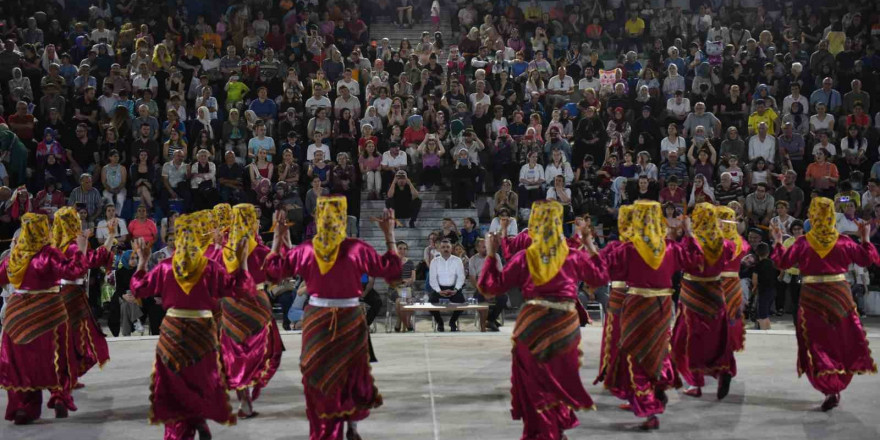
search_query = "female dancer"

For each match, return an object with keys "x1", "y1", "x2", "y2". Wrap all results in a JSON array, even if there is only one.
[
  {"x1": 51, "y1": 206, "x2": 114, "y2": 386},
  {"x1": 128, "y1": 211, "x2": 254, "y2": 440},
  {"x1": 479, "y1": 200, "x2": 606, "y2": 440},
  {"x1": 594, "y1": 205, "x2": 633, "y2": 406},
  {"x1": 670, "y1": 203, "x2": 738, "y2": 399},
  {"x1": 605, "y1": 200, "x2": 702, "y2": 430},
  {"x1": 770, "y1": 197, "x2": 878, "y2": 411},
  {"x1": 267, "y1": 196, "x2": 401, "y2": 440},
  {"x1": 0, "y1": 213, "x2": 87, "y2": 424},
  {"x1": 716, "y1": 206, "x2": 751, "y2": 352},
  {"x1": 219, "y1": 204, "x2": 284, "y2": 418}
]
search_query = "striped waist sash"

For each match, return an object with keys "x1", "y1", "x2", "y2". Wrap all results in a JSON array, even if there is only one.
[
  {"x1": 301, "y1": 306, "x2": 369, "y2": 394},
  {"x1": 720, "y1": 277, "x2": 743, "y2": 319},
  {"x1": 4, "y1": 292, "x2": 68, "y2": 345},
  {"x1": 680, "y1": 277, "x2": 725, "y2": 319},
  {"x1": 513, "y1": 300, "x2": 580, "y2": 362},
  {"x1": 220, "y1": 292, "x2": 273, "y2": 344},
  {"x1": 800, "y1": 280, "x2": 855, "y2": 323},
  {"x1": 620, "y1": 294, "x2": 673, "y2": 380},
  {"x1": 157, "y1": 315, "x2": 218, "y2": 373},
  {"x1": 61, "y1": 284, "x2": 90, "y2": 324},
  {"x1": 608, "y1": 284, "x2": 626, "y2": 315}
]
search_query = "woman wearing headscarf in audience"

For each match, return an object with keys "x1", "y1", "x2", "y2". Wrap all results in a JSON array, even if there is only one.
[
  {"x1": 266, "y1": 197, "x2": 401, "y2": 440},
  {"x1": 671, "y1": 203, "x2": 738, "y2": 400},
  {"x1": 605, "y1": 200, "x2": 702, "y2": 430},
  {"x1": 770, "y1": 197, "x2": 878, "y2": 412},
  {"x1": 219, "y1": 204, "x2": 284, "y2": 419},
  {"x1": 128, "y1": 210, "x2": 255, "y2": 440},
  {"x1": 51, "y1": 207, "x2": 115, "y2": 387},
  {"x1": 716, "y1": 205, "x2": 752, "y2": 352},
  {"x1": 0, "y1": 213, "x2": 87, "y2": 425},
  {"x1": 479, "y1": 200, "x2": 606, "y2": 440},
  {"x1": 594, "y1": 205, "x2": 634, "y2": 406}
]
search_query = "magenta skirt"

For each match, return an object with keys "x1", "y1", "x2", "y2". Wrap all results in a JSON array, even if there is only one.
[
  {"x1": 221, "y1": 320, "x2": 284, "y2": 398},
  {"x1": 796, "y1": 308, "x2": 877, "y2": 395},
  {"x1": 594, "y1": 286, "x2": 627, "y2": 400},
  {"x1": 61, "y1": 285, "x2": 110, "y2": 379},
  {"x1": 672, "y1": 279, "x2": 737, "y2": 387},
  {"x1": 149, "y1": 353, "x2": 235, "y2": 426}
]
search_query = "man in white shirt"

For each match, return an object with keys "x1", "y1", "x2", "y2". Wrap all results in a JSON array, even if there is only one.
[
  {"x1": 781, "y1": 83, "x2": 809, "y2": 117},
  {"x1": 468, "y1": 238, "x2": 505, "y2": 331},
  {"x1": 577, "y1": 66, "x2": 601, "y2": 96},
  {"x1": 306, "y1": 131, "x2": 331, "y2": 162},
  {"x1": 428, "y1": 239, "x2": 466, "y2": 332},
  {"x1": 546, "y1": 66, "x2": 575, "y2": 107},
  {"x1": 380, "y1": 142, "x2": 409, "y2": 189},
  {"x1": 304, "y1": 83, "x2": 332, "y2": 117},
  {"x1": 488, "y1": 210, "x2": 519, "y2": 236},
  {"x1": 468, "y1": 80, "x2": 491, "y2": 111},
  {"x1": 666, "y1": 90, "x2": 691, "y2": 122},
  {"x1": 748, "y1": 122, "x2": 777, "y2": 168},
  {"x1": 333, "y1": 85, "x2": 361, "y2": 118},
  {"x1": 336, "y1": 68, "x2": 360, "y2": 96}
]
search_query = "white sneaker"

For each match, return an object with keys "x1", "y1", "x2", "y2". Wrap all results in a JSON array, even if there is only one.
[{"x1": 134, "y1": 321, "x2": 145, "y2": 335}]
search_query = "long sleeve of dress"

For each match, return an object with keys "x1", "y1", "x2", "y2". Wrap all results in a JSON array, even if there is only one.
[
  {"x1": 130, "y1": 267, "x2": 164, "y2": 299},
  {"x1": 265, "y1": 245, "x2": 305, "y2": 284},
  {"x1": 843, "y1": 238, "x2": 878, "y2": 268},
  {"x1": 356, "y1": 242, "x2": 402, "y2": 282},
  {"x1": 673, "y1": 236, "x2": 705, "y2": 273},
  {"x1": 501, "y1": 231, "x2": 531, "y2": 260},
  {"x1": 571, "y1": 249, "x2": 610, "y2": 287},
  {"x1": 205, "y1": 264, "x2": 255, "y2": 299},
  {"x1": 50, "y1": 247, "x2": 88, "y2": 281},
  {"x1": 85, "y1": 246, "x2": 113, "y2": 269},
  {"x1": 771, "y1": 239, "x2": 801, "y2": 271},
  {"x1": 478, "y1": 254, "x2": 526, "y2": 297}
]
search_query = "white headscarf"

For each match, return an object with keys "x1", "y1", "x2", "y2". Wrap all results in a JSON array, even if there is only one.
[{"x1": 197, "y1": 106, "x2": 214, "y2": 139}]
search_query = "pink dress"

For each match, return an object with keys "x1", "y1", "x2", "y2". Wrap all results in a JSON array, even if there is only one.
[
  {"x1": 0, "y1": 247, "x2": 86, "y2": 423},
  {"x1": 59, "y1": 243, "x2": 112, "y2": 381},
  {"x1": 771, "y1": 236, "x2": 878, "y2": 395},
  {"x1": 605, "y1": 238, "x2": 703, "y2": 418},
  {"x1": 217, "y1": 244, "x2": 284, "y2": 400},
  {"x1": 478, "y1": 249, "x2": 607, "y2": 440},
  {"x1": 594, "y1": 240, "x2": 628, "y2": 399},
  {"x1": 130, "y1": 259, "x2": 254, "y2": 440},
  {"x1": 721, "y1": 241, "x2": 751, "y2": 352},
  {"x1": 671, "y1": 240, "x2": 738, "y2": 388},
  {"x1": 266, "y1": 238, "x2": 401, "y2": 440}
]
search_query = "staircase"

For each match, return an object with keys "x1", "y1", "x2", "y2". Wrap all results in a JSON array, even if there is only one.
[
  {"x1": 359, "y1": 189, "x2": 478, "y2": 287},
  {"x1": 367, "y1": 3, "x2": 455, "y2": 66}
]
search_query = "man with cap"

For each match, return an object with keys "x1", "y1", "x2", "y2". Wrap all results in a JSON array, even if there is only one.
[{"x1": 385, "y1": 170, "x2": 421, "y2": 228}]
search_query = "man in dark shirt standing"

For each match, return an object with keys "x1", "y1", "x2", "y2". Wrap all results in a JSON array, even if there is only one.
[
  {"x1": 68, "y1": 123, "x2": 100, "y2": 176},
  {"x1": 773, "y1": 170, "x2": 805, "y2": 218},
  {"x1": 218, "y1": 150, "x2": 246, "y2": 204},
  {"x1": 131, "y1": 123, "x2": 160, "y2": 165},
  {"x1": 385, "y1": 170, "x2": 421, "y2": 228}
]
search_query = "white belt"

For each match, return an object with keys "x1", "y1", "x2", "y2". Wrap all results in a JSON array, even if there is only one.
[
  {"x1": 60, "y1": 279, "x2": 86, "y2": 286},
  {"x1": 309, "y1": 297, "x2": 361, "y2": 308},
  {"x1": 13, "y1": 286, "x2": 61, "y2": 295}
]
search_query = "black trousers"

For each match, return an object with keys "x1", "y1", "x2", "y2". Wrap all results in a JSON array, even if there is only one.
[
  {"x1": 141, "y1": 297, "x2": 166, "y2": 335},
  {"x1": 429, "y1": 286, "x2": 464, "y2": 326},
  {"x1": 276, "y1": 290, "x2": 295, "y2": 330},
  {"x1": 385, "y1": 197, "x2": 422, "y2": 222},
  {"x1": 787, "y1": 275, "x2": 801, "y2": 325},
  {"x1": 475, "y1": 292, "x2": 506, "y2": 323},
  {"x1": 361, "y1": 288, "x2": 383, "y2": 325}
]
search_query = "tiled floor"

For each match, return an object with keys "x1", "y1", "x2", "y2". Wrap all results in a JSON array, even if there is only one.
[{"x1": 2, "y1": 325, "x2": 879, "y2": 440}]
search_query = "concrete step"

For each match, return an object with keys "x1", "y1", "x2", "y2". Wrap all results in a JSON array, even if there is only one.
[
  {"x1": 361, "y1": 191, "x2": 452, "y2": 201},
  {"x1": 359, "y1": 227, "x2": 445, "y2": 238},
  {"x1": 360, "y1": 208, "x2": 477, "y2": 218},
  {"x1": 362, "y1": 199, "x2": 447, "y2": 210},
  {"x1": 360, "y1": 218, "x2": 477, "y2": 232}
]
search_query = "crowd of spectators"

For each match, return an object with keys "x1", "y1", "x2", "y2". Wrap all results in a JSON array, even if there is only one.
[{"x1": 1, "y1": 0, "x2": 880, "y2": 331}]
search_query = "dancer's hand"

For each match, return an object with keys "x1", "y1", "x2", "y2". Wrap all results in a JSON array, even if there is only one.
[
  {"x1": 485, "y1": 232, "x2": 498, "y2": 257},
  {"x1": 272, "y1": 210, "x2": 288, "y2": 254},
  {"x1": 581, "y1": 228, "x2": 599, "y2": 256},
  {"x1": 76, "y1": 231, "x2": 89, "y2": 254},
  {"x1": 499, "y1": 217, "x2": 510, "y2": 237},
  {"x1": 858, "y1": 220, "x2": 870, "y2": 243},
  {"x1": 238, "y1": 238, "x2": 250, "y2": 271},
  {"x1": 770, "y1": 224, "x2": 783, "y2": 245},
  {"x1": 377, "y1": 208, "x2": 396, "y2": 237},
  {"x1": 133, "y1": 238, "x2": 151, "y2": 270}
]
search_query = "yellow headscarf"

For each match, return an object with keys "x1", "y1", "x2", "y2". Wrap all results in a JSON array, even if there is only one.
[
  {"x1": 213, "y1": 203, "x2": 233, "y2": 234},
  {"x1": 193, "y1": 209, "x2": 215, "y2": 251},
  {"x1": 692, "y1": 203, "x2": 724, "y2": 266},
  {"x1": 630, "y1": 201, "x2": 667, "y2": 270},
  {"x1": 525, "y1": 200, "x2": 569, "y2": 286},
  {"x1": 715, "y1": 206, "x2": 742, "y2": 258},
  {"x1": 8, "y1": 213, "x2": 51, "y2": 288},
  {"x1": 805, "y1": 197, "x2": 839, "y2": 258},
  {"x1": 313, "y1": 196, "x2": 348, "y2": 274},
  {"x1": 172, "y1": 212, "x2": 211, "y2": 294},
  {"x1": 618, "y1": 205, "x2": 635, "y2": 242},
  {"x1": 52, "y1": 206, "x2": 82, "y2": 254},
  {"x1": 223, "y1": 204, "x2": 259, "y2": 273}
]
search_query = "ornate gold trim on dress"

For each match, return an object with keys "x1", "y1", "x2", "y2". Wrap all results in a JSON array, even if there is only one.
[
  {"x1": 524, "y1": 299, "x2": 576, "y2": 311},
  {"x1": 627, "y1": 287, "x2": 674, "y2": 297},
  {"x1": 682, "y1": 274, "x2": 721, "y2": 282},
  {"x1": 166, "y1": 308, "x2": 214, "y2": 318},
  {"x1": 801, "y1": 274, "x2": 846, "y2": 283}
]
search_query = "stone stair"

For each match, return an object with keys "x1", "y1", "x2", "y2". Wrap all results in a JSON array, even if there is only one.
[
  {"x1": 359, "y1": 189, "x2": 477, "y2": 291},
  {"x1": 368, "y1": 4, "x2": 454, "y2": 66}
]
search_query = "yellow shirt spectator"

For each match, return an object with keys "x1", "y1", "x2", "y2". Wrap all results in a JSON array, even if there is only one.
[
  {"x1": 748, "y1": 109, "x2": 779, "y2": 135},
  {"x1": 624, "y1": 17, "x2": 646, "y2": 37},
  {"x1": 225, "y1": 80, "x2": 250, "y2": 103}
]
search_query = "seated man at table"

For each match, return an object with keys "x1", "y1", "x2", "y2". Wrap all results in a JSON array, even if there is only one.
[
  {"x1": 468, "y1": 238, "x2": 505, "y2": 331},
  {"x1": 429, "y1": 239, "x2": 466, "y2": 331}
]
